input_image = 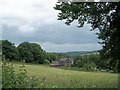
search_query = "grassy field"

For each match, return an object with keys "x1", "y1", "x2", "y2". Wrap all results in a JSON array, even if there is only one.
[{"x1": 9, "y1": 61, "x2": 118, "y2": 88}]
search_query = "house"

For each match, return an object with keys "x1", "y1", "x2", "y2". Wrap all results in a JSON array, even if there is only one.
[
  {"x1": 50, "y1": 61, "x2": 61, "y2": 67},
  {"x1": 50, "y1": 58, "x2": 74, "y2": 67}
]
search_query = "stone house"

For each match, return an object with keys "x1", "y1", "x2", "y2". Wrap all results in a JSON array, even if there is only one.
[
  {"x1": 50, "y1": 58, "x2": 74, "y2": 67},
  {"x1": 50, "y1": 61, "x2": 61, "y2": 67}
]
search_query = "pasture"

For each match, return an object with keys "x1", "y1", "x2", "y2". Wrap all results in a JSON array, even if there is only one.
[{"x1": 10, "y1": 61, "x2": 118, "y2": 88}]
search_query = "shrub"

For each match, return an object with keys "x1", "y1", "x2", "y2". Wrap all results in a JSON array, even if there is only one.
[
  {"x1": 82, "y1": 62, "x2": 97, "y2": 71},
  {"x1": 44, "y1": 59, "x2": 50, "y2": 64},
  {"x1": 2, "y1": 62, "x2": 39, "y2": 88}
]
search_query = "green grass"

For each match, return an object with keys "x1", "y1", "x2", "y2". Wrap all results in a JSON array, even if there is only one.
[{"x1": 8, "y1": 61, "x2": 119, "y2": 88}]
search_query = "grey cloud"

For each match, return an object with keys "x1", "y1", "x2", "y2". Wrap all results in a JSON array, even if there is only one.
[
  {"x1": 33, "y1": 22, "x2": 99, "y2": 44},
  {"x1": 2, "y1": 18, "x2": 102, "y2": 52},
  {"x1": 2, "y1": 19, "x2": 100, "y2": 45}
]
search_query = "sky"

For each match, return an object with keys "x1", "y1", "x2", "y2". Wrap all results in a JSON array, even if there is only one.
[{"x1": 0, "y1": 0, "x2": 102, "y2": 52}]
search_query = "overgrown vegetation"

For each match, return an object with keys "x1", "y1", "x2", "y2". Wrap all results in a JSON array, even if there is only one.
[
  {"x1": 73, "y1": 54, "x2": 109, "y2": 72},
  {"x1": 2, "y1": 61, "x2": 40, "y2": 88}
]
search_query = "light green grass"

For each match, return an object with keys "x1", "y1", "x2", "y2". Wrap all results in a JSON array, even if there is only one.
[{"x1": 10, "y1": 62, "x2": 118, "y2": 88}]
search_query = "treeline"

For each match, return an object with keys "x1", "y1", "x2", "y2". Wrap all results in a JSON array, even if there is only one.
[
  {"x1": 1, "y1": 40, "x2": 65, "y2": 64},
  {"x1": 73, "y1": 54, "x2": 118, "y2": 73},
  {"x1": 1, "y1": 40, "x2": 118, "y2": 72}
]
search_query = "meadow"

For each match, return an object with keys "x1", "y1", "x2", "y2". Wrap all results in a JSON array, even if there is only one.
[{"x1": 9, "y1": 61, "x2": 118, "y2": 88}]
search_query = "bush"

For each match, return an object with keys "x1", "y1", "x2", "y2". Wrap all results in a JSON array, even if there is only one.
[
  {"x1": 44, "y1": 59, "x2": 50, "y2": 64},
  {"x1": 2, "y1": 62, "x2": 40, "y2": 88},
  {"x1": 75, "y1": 60, "x2": 82, "y2": 68},
  {"x1": 82, "y1": 62, "x2": 97, "y2": 71}
]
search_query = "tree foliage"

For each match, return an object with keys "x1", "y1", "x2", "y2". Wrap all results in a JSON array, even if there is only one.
[
  {"x1": 2, "y1": 62, "x2": 39, "y2": 88},
  {"x1": 74, "y1": 54, "x2": 99, "y2": 71},
  {"x1": 2, "y1": 40, "x2": 19, "y2": 61},
  {"x1": 54, "y1": 2, "x2": 120, "y2": 72},
  {"x1": 1, "y1": 40, "x2": 58, "y2": 64},
  {"x1": 17, "y1": 42, "x2": 45, "y2": 64}
]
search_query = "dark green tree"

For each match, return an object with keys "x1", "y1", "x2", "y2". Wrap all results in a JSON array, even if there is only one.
[
  {"x1": 17, "y1": 42, "x2": 45, "y2": 64},
  {"x1": 2, "y1": 40, "x2": 19, "y2": 61},
  {"x1": 0, "y1": 40, "x2": 2, "y2": 53},
  {"x1": 46, "y1": 53, "x2": 57, "y2": 62},
  {"x1": 54, "y1": 2, "x2": 120, "y2": 72},
  {"x1": 0, "y1": 40, "x2": 2, "y2": 60}
]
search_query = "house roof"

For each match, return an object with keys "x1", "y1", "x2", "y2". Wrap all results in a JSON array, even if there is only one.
[
  {"x1": 59, "y1": 58, "x2": 67, "y2": 61},
  {"x1": 50, "y1": 58, "x2": 74, "y2": 66},
  {"x1": 59, "y1": 58, "x2": 73, "y2": 61},
  {"x1": 50, "y1": 61, "x2": 61, "y2": 66}
]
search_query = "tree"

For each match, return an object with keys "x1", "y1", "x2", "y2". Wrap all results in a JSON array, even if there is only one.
[
  {"x1": 2, "y1": 40, "x2": 19, "y2": 61},
  {"x1": 0, "y1": 40, "x2": 2, "y2": 54},
  {"x1": 46, "y1": 53, "x2": 57, "y2": 62},
  {"x1": 17, "y1": 42, "x2": 45, "y2": 64},
  {"x1": 54, "y1": 2, "x2": 120, "y2": 72},
  {"x1": 56, "y1": 53, "x2": 66, "y2": 60}
]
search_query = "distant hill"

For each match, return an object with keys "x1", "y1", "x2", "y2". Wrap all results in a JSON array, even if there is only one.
[
  {"x1": 48, "y1": 50, "x2": 99, "y2": 56},
  {"x1": 64, "y1": 50, "x2": 99, "y2": 56}
]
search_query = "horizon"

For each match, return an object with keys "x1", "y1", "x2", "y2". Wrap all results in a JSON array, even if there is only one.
[
  {"x1": 46, "y1": 50, "x2": 99, "y2": 53},
  {"x1": 0, "y1": 39, "x2": 101, "y2": 53}
]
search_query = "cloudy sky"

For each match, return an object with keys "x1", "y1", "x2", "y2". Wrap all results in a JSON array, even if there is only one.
[{"x1": 0, "y1": 0, "x2": 102, "y2": 52}]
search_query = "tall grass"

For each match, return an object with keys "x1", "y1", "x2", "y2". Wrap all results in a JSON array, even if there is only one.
[{"x1": 2, "y1": 61, "x2": 119, "y2": 88}]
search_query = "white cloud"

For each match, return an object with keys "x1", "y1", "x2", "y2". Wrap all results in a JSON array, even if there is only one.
[
  {"x1": 0, "y1": 0, "x2": 59, "y2": 34},
  {"x1": 0, "y1": 0, "x2": 58, "y2": 22}
]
